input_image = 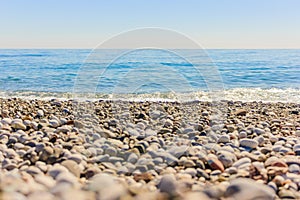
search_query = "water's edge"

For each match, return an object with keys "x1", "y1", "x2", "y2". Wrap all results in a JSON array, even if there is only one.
[{"x1": 1, "y1": 88, "x2": 299, "y2": 103}]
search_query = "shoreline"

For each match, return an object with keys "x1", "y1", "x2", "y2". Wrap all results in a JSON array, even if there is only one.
[
  {"x1": 0, "y1": 98, "x2": 300, "y2": 199},
  {"x1": 1, "y1": 87, "x2": 300, "y2": 104}
]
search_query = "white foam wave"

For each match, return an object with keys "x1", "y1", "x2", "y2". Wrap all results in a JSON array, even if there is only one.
[{"x1": 0, "y1": 88, "x2": 299, "y2": 103}]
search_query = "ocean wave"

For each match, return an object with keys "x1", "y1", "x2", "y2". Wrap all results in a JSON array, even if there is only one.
[{"x1": 0, "y1": 88, "x2": 299, "y2": 103}]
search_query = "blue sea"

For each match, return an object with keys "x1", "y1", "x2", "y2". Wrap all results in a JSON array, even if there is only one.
[{"x1": 0, "y1": 49, "x2": 300, "y2": 102}]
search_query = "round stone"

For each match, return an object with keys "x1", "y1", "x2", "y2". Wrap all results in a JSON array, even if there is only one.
[
  {"x1": 288, "y1": 164, "x2": 300, "y2": 173},
  {"x1": 218, "y1": 135, "x2": 230, "y2": 143},
  {"x1": 61, "y1": 160, "x2": 81, "y2": 177},
  {"x1": 224, "y1": 178, "x2": 275, "y2": 200},
  {"x1": 157, "y1": 175, "x2": 177, "y2": 195},
  {"x1": 11, "y1": 119, "x2": 26, "y2": 130},
  {"x1": 232, "y1": 157, "x2": 251, "y2": 168},
  {"x1": 217, "y1": 150, "x2": 237, "y2": 167},
  {"x1": 37, "y1": 110, "x2": 44, "y2": 117},
  {"x1": 240, "y1": 139, "x2": 258, "y2": 149}
]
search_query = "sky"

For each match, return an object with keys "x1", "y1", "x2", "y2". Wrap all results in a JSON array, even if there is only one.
[{"x1": 0, "y1": 0, "x2": 300, "y2": 49}]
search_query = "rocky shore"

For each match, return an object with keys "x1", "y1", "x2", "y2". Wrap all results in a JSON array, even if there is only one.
[{"x1": 0, "y1": 98, "x2": 300, "y2": 200}]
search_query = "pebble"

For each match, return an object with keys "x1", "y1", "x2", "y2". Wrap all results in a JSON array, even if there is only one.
[
  {"x1": 207, "y1": 157, "x2": 225, "y2": 172},
  {"x1": 226, "y1": 125, "x2": 235, "y2": 132},
  {"x1": 253, "y1": 127, "x2": 265, "y2": 135},
  {"x1": 34, "y1": 175, "x2": 56, "y2": 188},
  {"x1": 267, "y1": 181, "x2": 278, "y2": 192},
  {"x1": 47, "y1": 164, "x2": 68, "y2": 179},
  {"x1": 239, "y1": 131, "x2": 247, "y2": 139},
  {"x1": 61, "y1": 160, "x2": 81, "y2": 177},
  {"x1": 49, "y1": 119, "x2": 60, "y2": 128},
  {"x1": 289, "y1": 164, "x2": 300, "y2": 173},
  {"x1": 232, "y1": 157, "x2": 251, "y2": 168},
  {"x1": 224, "y1": 178, "x2": 276, "y2": 200},
  {"x1": 279, "y1": 189, "x2": 297, "y2": 199},
  {"x1": 37, "y1": 110, "x2": 44, "y2": 117},
  {"x1": 1, "y1": 118, "x2": 12, "y2": 125},
  {"x1": 168, "y1": 146, "x2": 188, "y2": 158},
  {"x1": 234, "y1": 109, "x2": 247, "y2": 116},
  {"x1": 218, "y1": 135, "x2": 230, "y2": 143},
  {"x1": 217, "y1": 150, "x2": 237, "y2": 167},
  {"x1": 184, "y1": 168, "x2": 197, "y2": 177},
  {"x1": 127, "y1": 153, "x2": 139, "y2": 164},
  {"x1": 240, "y1": 138, "x2": 258, "y2": 149},
  {"x1": 56, "y1": 172, "x2": 78, "y2": 187},
  {"x1": 157, "y1": 175, "x2": 177, "y2": 195},
  {"x1": 87, "y1": 174, "x2": 127, "y2": 199},
  {"x1": 104, "y1": 146, "x2": 117, "y2": 157},
  {"x1": 68, "y1": 154, "x2": 83, "y2": 164},
  {"x1": 11, "y1": 119, "x2": 27, "y2": 130}
]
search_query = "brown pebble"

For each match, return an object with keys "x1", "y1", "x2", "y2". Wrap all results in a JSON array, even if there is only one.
[
  {"x1": 271, "y1": 161, "x2": 288, "y2": 168},
  {"x1": 208, "y1": 158, "x2": 225, "y2": 172},
  {"x1": 234, "y1": 109, "x2": 247, "y2": 116},
  {"x1": 133, "y1": 172, "x2": 154, "y2": 182}
]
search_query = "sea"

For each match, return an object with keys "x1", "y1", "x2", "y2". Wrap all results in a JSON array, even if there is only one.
[{"x1": 0, "y1": 49, "x2": 300, "y2": 103}]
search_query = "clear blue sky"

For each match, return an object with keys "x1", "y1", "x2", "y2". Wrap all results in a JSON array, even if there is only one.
[{"x1": 1, "y1": 0, "x2": 300, "y2": 48}]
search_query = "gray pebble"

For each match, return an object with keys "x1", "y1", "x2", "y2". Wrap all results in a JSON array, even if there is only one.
[
  {"x1": 224, "y1": 178, "x2": 275, "y2": 200},
  {"x1": 240, "y1": 138, "x2": 258, "y2": 149},
  {"x1": 289, "y1": 164, "x2": 300, "y2": 173},
  {"x1": 232, "y1": 157, "x2": 251, "y2": 168},
  {"x1": 218, "y1": 135, "x2": 230, "y2": 143},
  {"x1": 157, "y1": 174, "x2": 177, "y2": 195}
]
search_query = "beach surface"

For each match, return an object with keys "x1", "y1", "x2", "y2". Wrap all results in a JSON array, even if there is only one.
[{"x1": 0, "y1": 98, "x2": 300, "y2": 199}]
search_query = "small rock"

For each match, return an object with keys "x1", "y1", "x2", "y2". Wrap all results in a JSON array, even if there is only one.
[
  {"x1": 47, "y1": 164, "x2": 68, "y2": 179},
  {"x1": 217, "y1": 150, "x2": 237, "y2": 167},
  {"x1": 56, "y1": 172, "x2": 78, "y2": 187},
  {"x1": 164, "y1": 153, "x2": 179, "y2": 166},
  {"x1": 26, "y1": 166, "x2": 43, "y2": 175},
  {"x1": 37, "y1": 110, "x2": 44, "y2": 117},
  {"x1": 226, "y1": 125, "x2": 235, "y2": 132},
  {"x1": 289, "y1": 164, "x2": 300, "y2": 173},
  {"x1": 207, "y1": 157, "x2": 225, "y2": 172},
  {"x1": 11, "y1": 119, "x2": 26, "y2": 130},
  {"x1": 61, "y1": 160, "x2": 81, "y2": 178},
  {"x1": 279, "y1": 189, "x2": 296, "y2": 199},
  {"x1": 232, "y1": 157, "x2": 251, "y2": 168},
  {"x1": 234, "y1": 109, "x2": 247, "y2": 116},
  {"x1": 157, "y1": 175, "x2": 177, "y2": 195},
  {"x1": 168, "y1": 146, "x2": 188, "y2": 158},
  {"x1": 240, "y1": 138, "x2": 258, "y2": 149},
  {"x1": 117, "y1": 166, "x2": 129, "y2": 175},
  {"x1": 68, "y1": 154, "x2": 83, "y2": 164},
  {"x1": 87, "y1": 174, "x2": 127, "y2": 199},
  {"x1": 239, "y1": 131, "x2": 247, "y2": 139},
  {"x1": 224, "y1": 178, "x2": 275, "y2": 200},
  {"x1": 127, "y1": 153, "x2": 139, "y2": 164},
  {"x1": 133, "y1": 172, "x2": 154, "y2": 182},
  {"x1": 49, "y1": 119, "x2": 60, "y2": 128},
  {"x1": 218, "y1": 135, "x2": 230, "y2": 143},
  {"x1": 267, "y1": 181, "x2": 278, "y2": 192},
  {"x1": 105, "y1": 146, "x2": 117, "y2": 157},
  {"x1": 34, "y1": 174, "x2": 56, "y2": 188},
  {"x1": 74, "y1": 120, "x2": 84, "y2": 128},
  {"x1": 1, "y1": 118, "x2": 12, "y2": 125},
  {"x1": 253, "y1": 128, "x2": 265, "y2": 135},
  {"x1": 184, "y1": 168, "x2": 197, "y2": 177}
]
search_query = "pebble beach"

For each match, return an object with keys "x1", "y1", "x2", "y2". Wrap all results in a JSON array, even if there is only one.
[{"x1": 0, "y1": 98, "x2": 300, "y2": 200}]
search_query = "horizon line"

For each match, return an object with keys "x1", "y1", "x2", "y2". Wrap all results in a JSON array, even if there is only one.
[{"x1": 1, "y1": 48, "x2": 300, "y2": 50}]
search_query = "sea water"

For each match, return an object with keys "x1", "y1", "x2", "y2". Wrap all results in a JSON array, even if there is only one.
[{"x1": 0, "y1": 49, "x2": 299, "y2": 102}]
